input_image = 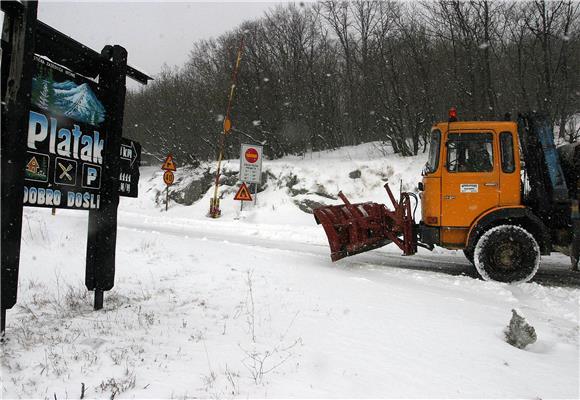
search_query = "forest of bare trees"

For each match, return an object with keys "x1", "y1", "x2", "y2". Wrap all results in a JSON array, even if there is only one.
[{"x1": 123, "y1": 0, "x2": 580, "y2": 163}]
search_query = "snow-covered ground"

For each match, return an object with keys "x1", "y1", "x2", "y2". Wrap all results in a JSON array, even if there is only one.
[{"x1": 2, "y1": 143, "x2": 579, "y2": 399}]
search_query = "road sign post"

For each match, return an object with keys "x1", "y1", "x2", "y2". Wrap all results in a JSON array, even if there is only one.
[
  {"x1": 239, "y1": 144, "x2": 263, "y2": 210},
  {"x1": 234, "y1": 182, "x2": 253, "y2": 212},
  {"x1": 234, "y1": 182, "x2": 253, "y2": 201},
  {"x1": 240, "y1": 144, "x2": 263, "y2": 184},
  {"x1": 161, "y1": 154, "x2": 176, "y2": 212}
]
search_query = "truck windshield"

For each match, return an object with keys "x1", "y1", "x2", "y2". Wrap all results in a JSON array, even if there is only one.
[{"x1": 424, "y1": 130, "x2": 441, "y2": 174}]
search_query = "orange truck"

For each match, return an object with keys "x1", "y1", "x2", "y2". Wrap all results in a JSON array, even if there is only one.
[{"x1": 314, "y1": 110, "x2": 580, "y2": 283}]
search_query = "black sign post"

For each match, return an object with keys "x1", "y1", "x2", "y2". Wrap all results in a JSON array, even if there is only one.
[
  {"x1": 1, "y1": 1, "x2": 151, "y2": 334},
  {"x1": 0, "y1": 1, "x2": 38, "y2": 334},
  {"x1": 86, "y1": 45, "x2": 127, "y2": 310}
]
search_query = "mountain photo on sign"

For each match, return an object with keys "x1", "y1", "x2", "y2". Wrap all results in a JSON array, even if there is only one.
[{"x1": 31, "y1": 64, "x2": 106, "y2": 127}]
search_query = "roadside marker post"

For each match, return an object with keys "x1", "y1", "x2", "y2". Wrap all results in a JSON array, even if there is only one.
[{"x1": 162, "y1": 154, "x2": 176, "y2": 211}]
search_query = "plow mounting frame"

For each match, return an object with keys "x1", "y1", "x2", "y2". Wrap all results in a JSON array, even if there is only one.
[{"x1": 313, "y1": 183, "x2": 417, "y2": 261}]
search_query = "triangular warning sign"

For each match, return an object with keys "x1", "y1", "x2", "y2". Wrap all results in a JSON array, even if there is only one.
[
  {"x1": 161, "y1": 154, "x2": 177, "y2": 171},
  {"x1": 234, "y1": 182, "x2": 253, "y2": 201},
  {"x1": 27, "y1": 157, "x2": 40, "y2": 173}
]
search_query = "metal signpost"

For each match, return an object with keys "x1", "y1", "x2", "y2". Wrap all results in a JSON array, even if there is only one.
[
  {"x1": 240, "y1": 144, "x2": 263, "y2": 185},
  {"x1": 239, "y1": 144, "x2": 263, "y2": 208},
  {"x1": 0, "y1": 2, "x2": 151, "y2": 334},
  {"x1": 161, "y1": 154, "x2": 177, "y2": 211}
]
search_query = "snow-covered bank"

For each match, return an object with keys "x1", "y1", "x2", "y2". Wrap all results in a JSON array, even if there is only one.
[{"x1": 2, "y1": 143, "x2": 579, "y2": 398}]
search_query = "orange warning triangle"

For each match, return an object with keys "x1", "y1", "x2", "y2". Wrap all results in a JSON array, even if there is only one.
[
  {"x1": 161, "y1": 154, "x2": 177, "y2": 171},
  {"x1": 234, "y1": 182, "x2": 253, "y2": 201},
  {"x1": 27, "y1": 157, "x2": 40, "y2": 173}
]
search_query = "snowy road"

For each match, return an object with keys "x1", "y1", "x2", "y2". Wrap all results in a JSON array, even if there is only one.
[{"x1": 119, "y1": 211, "x2": 580, "y2": 289}]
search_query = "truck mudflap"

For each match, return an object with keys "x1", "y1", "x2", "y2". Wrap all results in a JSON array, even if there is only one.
[{"x1": 313, "y1": 183, "x2": 417, "y2": 261}]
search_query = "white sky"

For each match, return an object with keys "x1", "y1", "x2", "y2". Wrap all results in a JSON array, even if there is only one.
[{"x1": 37, "y1": 2, "x2": 283, "y2": 89}]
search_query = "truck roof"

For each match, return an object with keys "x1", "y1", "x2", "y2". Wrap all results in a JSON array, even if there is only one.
[{"x1": 433, "y1": 120, "x2": 517, "y2": 132}]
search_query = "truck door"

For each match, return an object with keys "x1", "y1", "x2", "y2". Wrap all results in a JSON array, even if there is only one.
[{"x1": 441, "y1": 132, "x2": 499, "y2": 228}]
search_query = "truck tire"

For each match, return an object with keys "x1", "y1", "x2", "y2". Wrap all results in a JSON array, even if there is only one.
[
  {"x1": 463, "y1": 248, "x2": 474, "y2": 264},
  {"x1": 462, "y1": 248, "x2": 480, "y2": 278},
  {"x1": 474, "y1": 225, "x2": 540, "y2": 283}
]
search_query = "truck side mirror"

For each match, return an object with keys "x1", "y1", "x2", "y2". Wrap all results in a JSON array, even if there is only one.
[{"x1": 417, "y1": 182, "x2": 424, "y2": 191}]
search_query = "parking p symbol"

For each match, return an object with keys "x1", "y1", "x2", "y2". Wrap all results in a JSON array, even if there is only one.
[
  {"x1": 82, "y1": 164, "x2": 101, "y2": 189},
  {"x1": 87, "y1": 167, "x2": 97, "y2": 185}
]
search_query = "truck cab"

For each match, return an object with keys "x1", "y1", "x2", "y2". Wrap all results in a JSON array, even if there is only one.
[
  {"x1": 420, "y1": 120, "x2": 522, "y2": 249},
  {"x1": 416, "y1": 111, "x2": 579, "y2": 282}
]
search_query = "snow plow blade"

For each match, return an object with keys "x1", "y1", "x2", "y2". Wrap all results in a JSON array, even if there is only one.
[{"x1": 313, "y1": 183, "x2": 417, "y2": 262}]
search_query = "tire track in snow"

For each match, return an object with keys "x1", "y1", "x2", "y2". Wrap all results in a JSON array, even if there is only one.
[{"x1": 118, "y1": 213, "x2": 580, "y2": 288}]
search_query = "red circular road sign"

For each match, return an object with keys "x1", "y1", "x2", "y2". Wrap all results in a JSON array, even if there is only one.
[
  {"x1": 163, "y1": 170, "x2": 174, "y2": 185},
  {"x1": 244, "y1": 148, "x2": 259, "y2": 164}
]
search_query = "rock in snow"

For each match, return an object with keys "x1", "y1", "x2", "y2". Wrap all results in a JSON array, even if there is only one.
[
  {"x1": 348, "y1": 169, "x2": 362, "y2": 179},
  {"x1": 505, "y1": 309, "x2": 537, "y2": 349}
]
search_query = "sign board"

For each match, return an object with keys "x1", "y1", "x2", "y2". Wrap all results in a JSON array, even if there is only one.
[
  {"x1": 162, "y1": 154, "x2": 177, "y2": 171},
  {"x1": 240, "y1": 144, "x2": 263, "y2": 184},
  {"x1": 1, "y1": 2, "x2": 153, "y2": 333},
  {"x1": 163, "y1": 170, "x2": 174, "y2": 185},
  {"x1": 24, "y1": 55, "x2": 107, "y2": 210},
  {"x1": 118, "y1": 138, "x2": 141, "y2": 198},
  {"x1": 234, "y1": 182, "x2": 253, "y2": 201},
  {"x1": 161, "y1": 154, "x2": 176, "y2": 211},
  {"x1": 460, "y1": 184, "x2": 479, "y2": 193}
]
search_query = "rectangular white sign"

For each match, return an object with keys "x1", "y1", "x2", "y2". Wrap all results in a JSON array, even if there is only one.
[
  {"x1": 240, "y1": 144, "x2": 263, "y2": 184},
  {"x1": 460, "y1": 183, "x2": 479, "y2": 193}
]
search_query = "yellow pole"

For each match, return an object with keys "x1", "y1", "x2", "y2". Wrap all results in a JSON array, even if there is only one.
[{"x1": 209, "y1": 35, "x2": 244, "y2": 218}]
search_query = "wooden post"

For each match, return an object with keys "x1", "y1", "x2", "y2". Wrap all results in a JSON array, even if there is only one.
[
  {"x1": 166, "y1": 186, "x2": 169, "y2": 212},
  {"x1": 86, "y1": 45, "x2": 127, "y2": 310},
  {"x1": 94, "y1": 290, "x2": 104, "y2": 310},
  {"x1": 1, "y1": 309, "x2": 6, "y2": 340},
  {"x1": 1, "y1": 2, "x2": 38, "y2": 334}
]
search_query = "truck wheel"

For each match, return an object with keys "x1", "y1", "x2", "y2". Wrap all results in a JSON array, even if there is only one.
[
  {"x1": 463, "y1": 248, "x2": 474, "y2": 264},
  {"x1": 474, "y1": 225, "x2": 540, "y2": 283},
  {"x1": 462, "y1": 248, "x2": 479, "y2": 277}
]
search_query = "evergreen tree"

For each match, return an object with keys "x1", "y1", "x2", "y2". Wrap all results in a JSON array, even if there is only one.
[
  {"x1": 45, "y1": 69, "x2": 57, "y2": 114},
  {"x1": 31, "y1": 75, "x2": 42, "y2": 106}
]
